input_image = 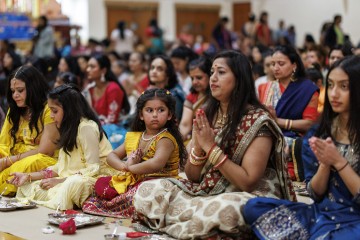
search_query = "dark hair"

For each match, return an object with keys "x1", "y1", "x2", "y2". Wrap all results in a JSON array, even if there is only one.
[
  {"x1": 170, "y1": 46, "x2": 198, "y2": 73},
  {"x1": 206, "y1": 50, "x2": 267, "y2": 153},
  {"x1": 131, "y1": 88, "x2": 187, "y2": 166},
  {"x1": 148, "y1": 55, "x2": 179, "y2": 90},
  {"x1": 273, "y1": 45, "x2": 306, "y2": 79},
  {"x1": 317, "y1": 55, "x2": 360, "y2": 155},
  {"x1": 117, "y1": 21, "x2": 125, "y2": 40},
  {"x1": 57, "y1": 72, "x2": 79, "y2": 86},
  {"x1": 188, "y1": 56, "x2": 212, "y2": 94},
  {"x1": 305, "y1": 67, "x2": 323, "y2": 84},
  {"x1": 39, "y1": 15, "x2": 48, "y2": 26},
  {"x1": 4, "y1": 49, "x2": 22, "y2": 76},
  {"x1": 91, "y1": 54, "x2": 130, "y2": 114},
  {"x1": 61, "y1": 56, "x2": 81, "y2": 76},
  {"x1": 6, "y1": 65, "x2": 50, "y2": 147},
  {"x1": 48, "y1": 84, "x2": 104, "y2": 155},
  {"x1": 328, "y1": 44, "x2": 353, "y2": 58}
]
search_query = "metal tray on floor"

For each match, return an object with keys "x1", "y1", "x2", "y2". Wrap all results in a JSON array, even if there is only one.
[
  {"x1": 0, "y1": 199, "x2": 37, "y2": 211},
  {"x1": 48, "y1": 213, "x2": 105, "y2": 228}
]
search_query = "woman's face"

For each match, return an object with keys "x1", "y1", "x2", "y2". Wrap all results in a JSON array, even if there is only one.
[
  {"x1": 10, "y1": 78, "x2": 27, "y2": 108},
  {"x1": 3, "y1": 53, "x2": 13, "y2": 69},
  {"x1": 48, "y1": 98, "x2": 64, "y2": 128},
  {"x1": 86, "y1": 58, "x2": 103, "y2": 81},
  {"x1": 189, "y1": 67, "x2": 209, "y2": 94},
  {"x1": 329, "y1": 50, "x2": 344, "y2": 67},
  {"x1": 271, "y1": 51, "x2": 296, "y2": 81},
  {"x1": 210, "y1": 57, "x2": 236, "y2": 103},
  {"x1": 54, "y1": 76, "x2": 64, "y2": 88},
  {"x1": 149, "y1": 58, "x2": 167, "y2": 84},
  {"x1": 58, "y1": 58, "x2": 69, "y2": 73},
  {"x1": 327, "y1": 67, "x2": 349, "y2": 115},
  {"x1": 171, "y1": 57, "x2": 187, "y2": 74},
  {"x1": 251, "y1": 47, "x2": 262, "y2": 64},
  {"x1": 77, "y1": 57, "x2": 88, "y2": 72},
  {"x1": 128, "y1": 53, "x2": 143, "y2": 72}
]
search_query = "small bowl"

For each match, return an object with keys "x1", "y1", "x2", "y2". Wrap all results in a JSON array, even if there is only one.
[{"x1": 104, "y1": 234, "x2": 120, "y2": 240}]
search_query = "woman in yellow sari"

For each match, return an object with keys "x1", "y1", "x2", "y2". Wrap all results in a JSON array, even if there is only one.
[{"x1": 0, "y1": 65, "x2": 59, "y2": 196}]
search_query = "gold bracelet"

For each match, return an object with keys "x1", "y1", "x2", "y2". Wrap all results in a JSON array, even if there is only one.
[
  {"x1": 189, "y1": 154, "x2": 206, "y2": 166},
  {"x1": 210, "y1": 147, "x2": 223, "y2": 166},
  {"x1": 288, "y1": 120, "x2": 293, "y2": 130},
  {"x1": 7, "y1": 156, "x2": 13, "y2": 165},
  {"x1": 208, "y1": 146, "x2": 221, "y2": 165},
  {"x1": 191, "y1": 148, "x2": 207, "y2": 160},
  {"x1": 284, "y1": 119, "x2": 289, "y2": 130}
]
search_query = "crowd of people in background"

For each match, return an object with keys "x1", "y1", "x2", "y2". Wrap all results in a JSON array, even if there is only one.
[{"x1": 0, "y1": 11, "x2": 360, "y2": 239}]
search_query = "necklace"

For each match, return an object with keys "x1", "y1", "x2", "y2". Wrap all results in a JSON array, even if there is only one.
[
  {"x1": 215, "y1": 108, "x2": 228, "y2": 129},
  {"x1": 141, "y1": 128, "x2": 167, "y2": 142}
]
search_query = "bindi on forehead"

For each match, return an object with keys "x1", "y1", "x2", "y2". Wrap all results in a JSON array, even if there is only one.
[{"x1": 10, "y1": 78, "x2": 25, "y2": 88}]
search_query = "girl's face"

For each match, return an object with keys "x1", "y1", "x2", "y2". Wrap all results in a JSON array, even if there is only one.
[
  {"x1": 149, "y1": 58, "x2": 168, "y2": 84},
  {"x1": 3, "y1": 53, "x2": 13, "y2": 69},
  {"x1": 77, "y1": 57, "x2": 88, "y2": 72},
  {"x1": 10, "y1": 78, "x2": 27, "y2": 108},
  {"x1": 140, "y1": 98, "x2": 172, "y2": 132},
  {"x1": 327, "y1": 67, "x2": 349, "y2": 115},
  {"x1": 329, "y1": 50, "x2": 344, "y2": 67},
  {"x1": 48, "y1": 98, "x2": 64, "y2": 128},
  {"x1": 171, "y1": 57, "x2": 187, "y2": 74},
  {"x1": 189, "y1": 67, "x2": 209, "y2": 94},
  {"x1": 128, "y1": 53, "x2": 143, "y2": 72},
  {"x1": 58, "y1": 58, "x2": 69, "y2": 73},
  {"x1": 210, "y1": 57, "x2": 236, "y2": 103},
  {"x1": 251, "y1": 47, "x2": 262, "y2": 63},
  {"x1": 271, "y1": 51, "x2": 296, "y2": 81},
  {"x1": 54, "y1": 77, "x2": 64, "y2": 88},
  {"x1": 86, "y1": 58, "x2": 104, "y2": 81}
]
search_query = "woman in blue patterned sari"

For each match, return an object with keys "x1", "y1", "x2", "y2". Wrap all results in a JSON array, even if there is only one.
[{"x1": 243, "y1": 55, "x2": 360, "y2": 239}]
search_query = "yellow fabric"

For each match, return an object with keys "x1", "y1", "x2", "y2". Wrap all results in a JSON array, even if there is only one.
[
  {"x1": 0, "y1": 105, "x2": 58, "y2": 196},
  {"x1": 17, "y1": 118, "x2": 117, "y2": 210},
  {"x1": 111, "y1": 131, "x2": 180, "y2": 194},
  {"x1": 0, "y1": 105, "x2": 54, "y2": 157}
]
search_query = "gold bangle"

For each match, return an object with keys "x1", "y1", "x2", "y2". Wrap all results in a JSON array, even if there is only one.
[
  {"x1": 7, "y1": 156, "x2": 13, "y2": 165},
  {"x1": 210, "y1": 148, "x2": 223, "y2": 166},
  {"x1": 189, "y1": 154, "x2": 206, "y2": 166},
  {"x1": 191, "y1": 148, "x2": 207, "y2": 160},
  {"x1": 285, "y1": 119, "x2": 289, "y2": 130},
  {"x1": 208, "y1": 146, "x2": 221, "y2": 165},
  {"x1": 288, "y1": 120, "x2": 293, "y2": 130}
]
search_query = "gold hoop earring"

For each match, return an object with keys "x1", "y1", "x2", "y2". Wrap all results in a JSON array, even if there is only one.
[{"x1": 290, "y1": 69, "x2": 296, "y2": 82}]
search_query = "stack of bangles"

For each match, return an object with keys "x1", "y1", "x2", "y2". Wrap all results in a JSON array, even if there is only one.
[
  {"x1": 284, "y1": 119, "x2": 293, "y2": 130},
  {"x1": 208, "y1": 146, "x2": 228, "y2": 169},
  {"x1": 189, "y1": 143, "x2": 228, "y2": 169}
]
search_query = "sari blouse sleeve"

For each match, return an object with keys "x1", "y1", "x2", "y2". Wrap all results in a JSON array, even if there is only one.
[
  {"x1": 77, "y1": 122, "x2": 101, "y2": 177},
  {"x1": 105, "y1": 82, "x2": 124, "y2": 124},
  {"x1": 0, "y1": 110, "x2": 12, "y2": 156},
  {"x1": 302, "y1": 91, "x2": 319, "y2": 121},
  {"x1": 43, "y1": 104, "x2": 55, "y2": 125}
]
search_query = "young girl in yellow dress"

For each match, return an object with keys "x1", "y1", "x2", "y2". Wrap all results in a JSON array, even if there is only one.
[
  {"x1": 82, "y1": 88, "x2": 187, "y2": 217},
  {"x1": 9, "y1": 84, "x2": 117, "y2": 210}
]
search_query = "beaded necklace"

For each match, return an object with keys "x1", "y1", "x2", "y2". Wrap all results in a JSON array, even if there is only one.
[{"x1": 141, "y1": 128, "x2": 167, "y2": 142}]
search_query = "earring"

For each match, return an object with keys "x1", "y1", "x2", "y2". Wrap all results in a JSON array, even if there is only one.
[
  {"x1": 290, "y1": 69, "x2": 296, "y2": 82},
  {"x1": 100, "y1": 73, "x2": 106, "y2": 82}
]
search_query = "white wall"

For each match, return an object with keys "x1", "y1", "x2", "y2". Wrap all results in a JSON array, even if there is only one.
[
  {"x1": 251, "y1": 0, "x2": 360, "y2": 47},
  {"x1": 67, "y1": 0, "x2": 360, "y2": 47}
]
